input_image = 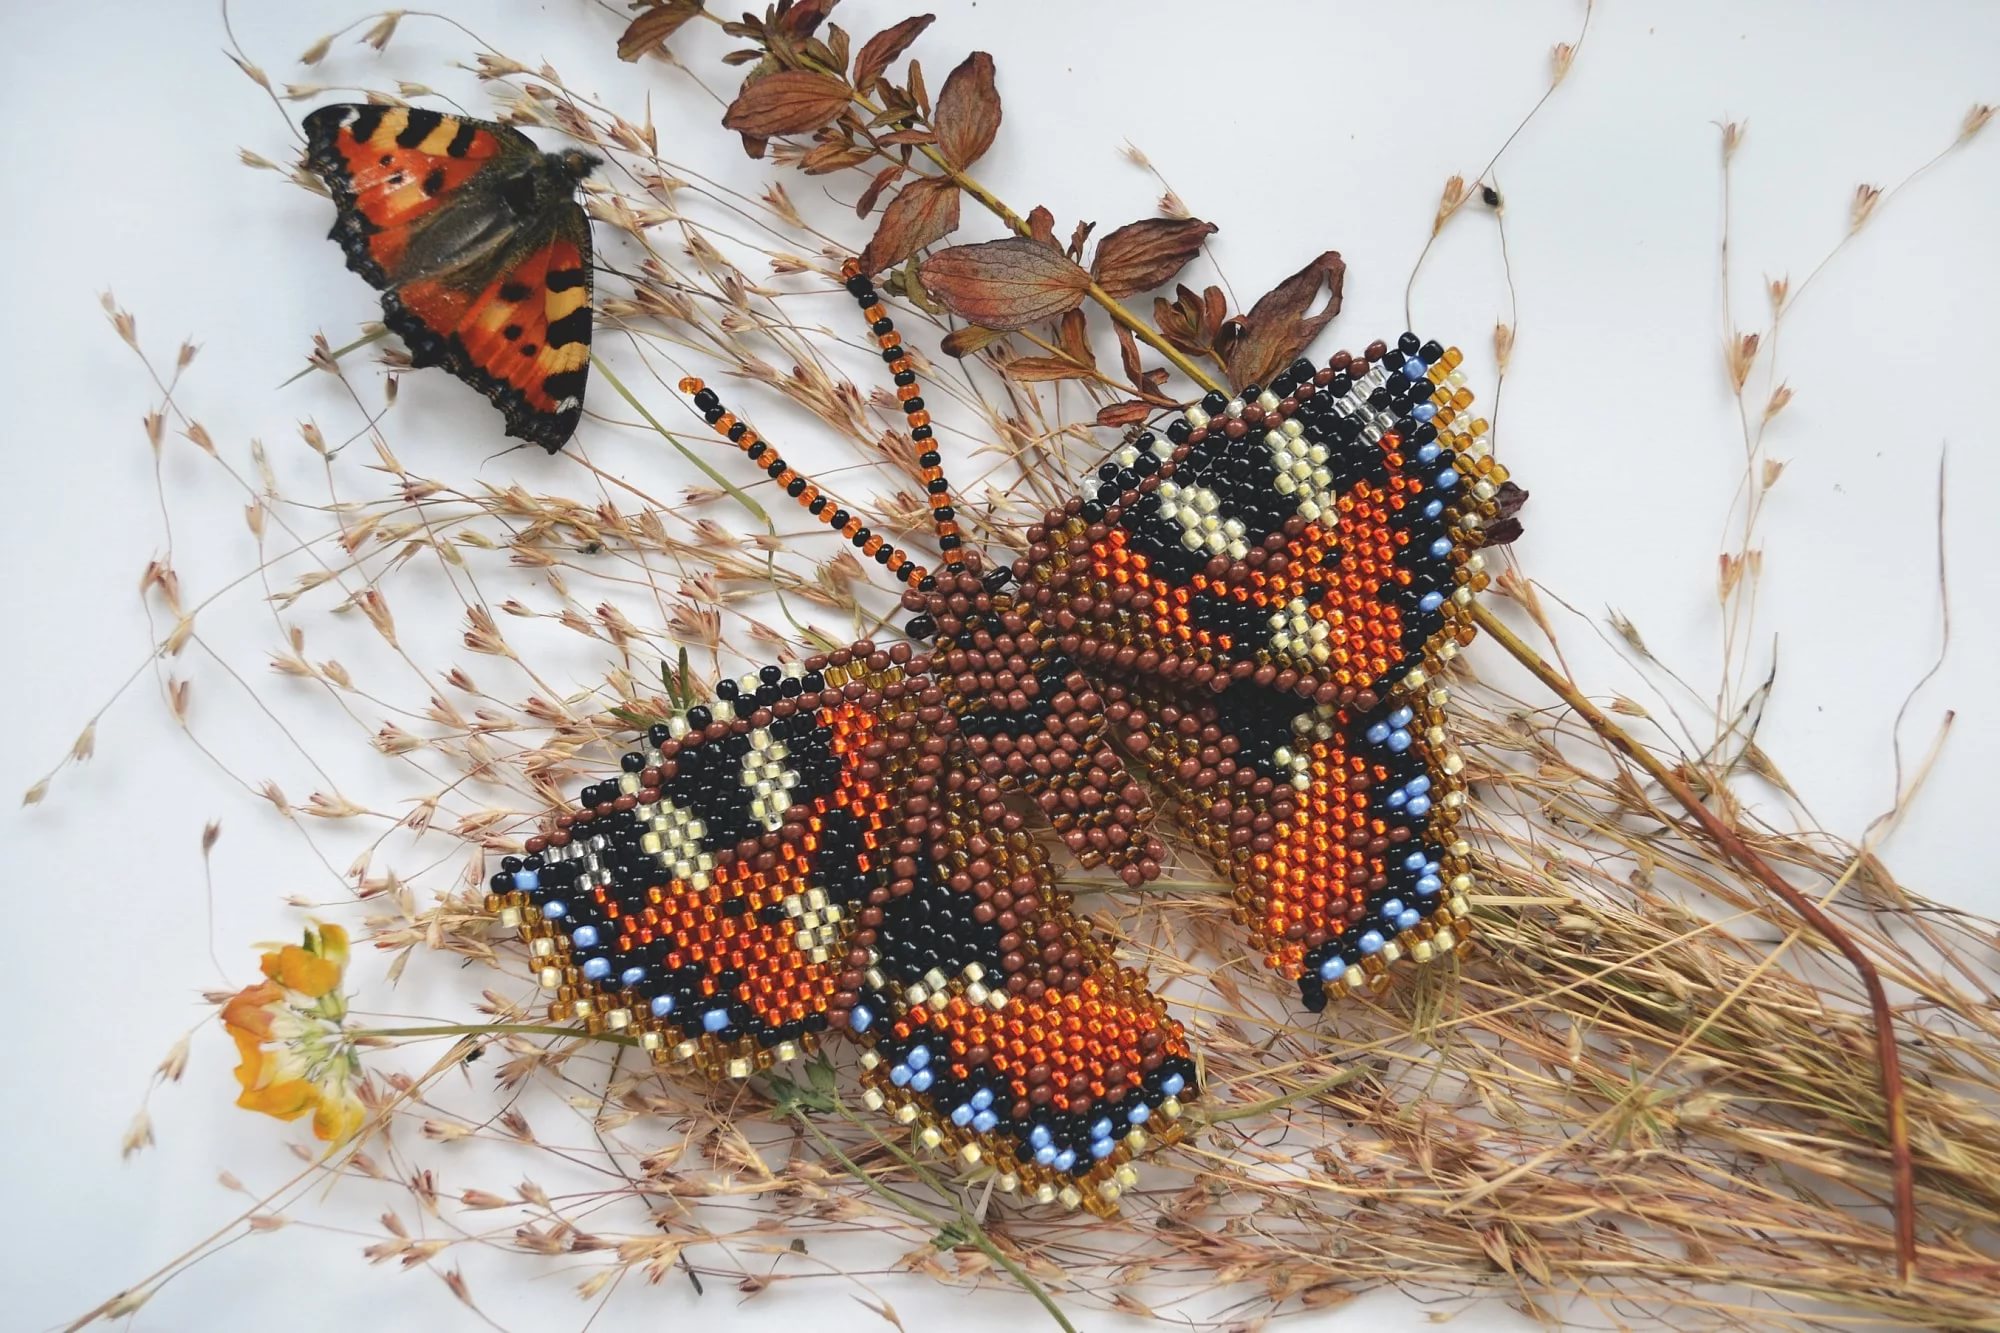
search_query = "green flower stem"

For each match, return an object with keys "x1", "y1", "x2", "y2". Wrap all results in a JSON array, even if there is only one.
[
  {"x1": 589, "y1": 352, "x2": 772, "y2": 530},
  {"x1": 356, "y1": 1022, "x2": 638, "y2": 1046},
  {"x1": 1198, "y1": 1068, "x2": 1363, "y2": 1125}
]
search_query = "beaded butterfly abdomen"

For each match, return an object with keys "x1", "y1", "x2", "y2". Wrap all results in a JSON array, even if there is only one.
[{"x1": 486, "y1": 263, "x2": 1507, "y2": 1211}]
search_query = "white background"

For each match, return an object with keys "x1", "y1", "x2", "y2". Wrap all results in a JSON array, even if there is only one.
[{"x1": 2, "y1": 1, "x2": 1996, "y2": 1329}]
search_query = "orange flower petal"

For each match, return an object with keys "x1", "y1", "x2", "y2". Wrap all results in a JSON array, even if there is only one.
[
  {"x1": 312, "y1": 1093, "x2": 365, "y2": 1145},
  {"x1": 265, "y1": 944, "x2": 341, "y2": 999},
  {"x1": 237, "y1": 1078, "x2": 318, "y2": 1122},
  {"x1": 220, "y1": 980, "x2": 284, "y2": 1040}
]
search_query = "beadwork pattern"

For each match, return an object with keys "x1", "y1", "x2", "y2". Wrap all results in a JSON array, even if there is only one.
[{"x1": 486, "y1": 267, "x2": 1508, "y2": 1211}]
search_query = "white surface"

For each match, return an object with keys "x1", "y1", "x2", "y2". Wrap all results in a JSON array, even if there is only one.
[{"x1": 2, "y1": 1, "x2": 1996, "y2": 1329}]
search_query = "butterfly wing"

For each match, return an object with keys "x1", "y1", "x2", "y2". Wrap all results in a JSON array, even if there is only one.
[
  {"x1": 1021, "y1": 336, "x2": 1506, "y2": 1003},
  {"x1": 303, "y1": 103, "x2": 592, "y2": 452},
  {"x1": 488, "y1": 642, "x2": 1195, "y2": 1210}
]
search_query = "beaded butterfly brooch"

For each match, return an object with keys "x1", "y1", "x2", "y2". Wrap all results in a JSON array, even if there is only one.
[
  {"x1": 479, "y1": 259, "x2": 1510, "y2": 1213},
  {"x1": 303, "y1": 104, "x2": 597, "y2": 452}
]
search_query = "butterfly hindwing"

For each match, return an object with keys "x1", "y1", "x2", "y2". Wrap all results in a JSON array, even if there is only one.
[{"x1": 302, "y1": 102, "x2": 595, "y2": 452}]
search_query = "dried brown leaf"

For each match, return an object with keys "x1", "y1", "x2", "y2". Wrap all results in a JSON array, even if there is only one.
[
  {"x1": 1096, "y1": 400, "x2": 1152, "y2": 428},
  {"x1": 1090, "y1": 217, "x2": 1217, "y2": 298},
  {"x1": 932, "y1": 52, "x2": 1000, "y2": 169},
  {"x1": 939, "y1": 325, "x2": 1003, "y2": 358},
  {"x1": 919, "y1": 237, "x2": 1091, "y2": 330},
  {"x1": 1026, "y1": 205, "x2": 1058, "y2": 249},
  {"x1": 852, "y1": 15, "x2": 933, "y2": 96},
  {"x1": 617, "y1": 1, "x2": 706, "y2": 61},
  {"x1": 859, "y1": 176, "x2": 960, "y2": 274},
  {"x1": 1003, "y1": 356, "x2": 1094, "y2": 384},
  {"x1": 854, "y1": 162, "x2": 904, "y2": 217},
  {"x1": 721, "y1": 71, "x2": 852, "y2": 138},
  {"x1": 1223, "y1": 250, "x2": 1346, "y2": 388}
]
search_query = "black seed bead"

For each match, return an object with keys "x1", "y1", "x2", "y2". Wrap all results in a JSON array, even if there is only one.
[
  {"x1": 1132, "y1": 451, "x2": 1158, "y2": 475},
  {"x1": 715, "y1": 679, "x2": 739, "y2": 700},
  {"x1": 766, "y1": 461, "x2": 786, "y2": 479},
  {"x1": 1200, "y1": 390, "x2": 1227, "y2": 414},
  {"x1": 501, "y1": 855, "x2": 523, "y2": 873},
  {"x1": 621, "y1": 751, "x2": 645, "y2": 773},
  {"x1": 893, "y1": 369, "x2": 917, "y2": 387},
  {"x1": 870, "y1": 317, "x2": 894, "y2": 336},
  {"x1": 1328, "y1": 372, "x2": 1352, "y2": 397},
  {"x1": 927, "y1": 477, "x2": 950, "y2": 494},
  {"x1": 692, "y1": 388, "x2": 719, "y2": 411},
  {"x1": 808, "y1": 496, "x2": 827, "y2": 515},
  {"x1": 1271, "y1": 373, "x2": 1297, "y2": 397},
  {"x1": 786, "y1": 477, "x2": 806, "y2": 497},
  {"x1": 982, "y1": 567, "x2": 1014, "y2": 591},
  {"x1": 490, "y1": 872, "x2": 512, "y2": 893},
  {"x1": 910, "y1": 424, "x2": 933, "y2": 441},
  {"x1": 686, "y1": 705, "x2": 711, "y2": 729},
  {"x1": 746, "y1": 442, "x2": 767, "y2": 461},
  {"x1": 933, "y1": 506, "x2": 955, "y2": 523},
  {"x1": 918, "y1": 450, "x2": 941, "y2": 468},
  {"x1": 648, "y1": 723, "x2": 672, "y2": 746},
  {"x1": 1420, "y1": 339, "x2": 1444, "y2": 364},
  {"x1": 1398, "y1": 331, "x2": 1421, "y2": 355},
  {"x1": 851, "y1": 528, "x2": 872, "y2": 548},
  {"x1": 873, "y1": 546, "x2": 893, "y2": 564},
  {"x1": 881, "y1": 345, "x2": 904, "y2": 363},
  {"x1": 760, "y1": 665, "x2": 782, "y2": 686},
  {"x1": 844, "y1": 274, "x2": 874, "y2": 298},
  {"x1": 902, "y1": 396, "x2": 925, "y2": 413},
  {"x1": 1241, "y1": 383, "x2": 1261, "y2": 401},
  {"x1": 939, "y1": 534, "x2": 962, "y2": 550},
  {"x1": 779, "y1": 675, "x2": 802, "y2": 697},
  {"x1": 830, "y1": 508, "x2": 850, "y2": 528},
  {"x1": 725, "y1": 422, "x2": 746, "y2": 442},
  {"x1": 1290, "y1": 356, "x2": 1316, "y2": 380},
  {"x1": 702, "y1": 405, "x2": 724, "y2": 424},
  {"x1": 1098, "y1": 463, "x2": 1121, "y2": 482},
  {"x1": 1080, "y1": 500, "x2": 1105, "y2": 521}
]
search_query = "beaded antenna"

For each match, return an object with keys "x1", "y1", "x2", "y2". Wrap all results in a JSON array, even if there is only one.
[{"x1": 486, "y1": 260, "x2": 1510, "y2": 1212}]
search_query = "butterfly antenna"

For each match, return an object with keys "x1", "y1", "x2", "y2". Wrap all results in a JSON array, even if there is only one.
[
  {"x1": 837, "y1": 260, "x2": 966, "y2": 576},
  {"x1": 678, "y1": 375, "x2": 937, "y2": 592},
  {"x1": 676, "y1": 262, "x2": 968, "y2": 593}
]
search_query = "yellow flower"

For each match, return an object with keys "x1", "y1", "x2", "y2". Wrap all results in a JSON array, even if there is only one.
[{"x1": 221, "y1": 923, "x2": 365, "y2": 1145}]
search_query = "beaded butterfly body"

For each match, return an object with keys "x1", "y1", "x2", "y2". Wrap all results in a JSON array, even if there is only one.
[
  {"x1": 303, "y1": 103, "x2": 597, "y2": 452},
  {"x1": 485, "y1": 264, "x2": 1508, "y2": 1211}
]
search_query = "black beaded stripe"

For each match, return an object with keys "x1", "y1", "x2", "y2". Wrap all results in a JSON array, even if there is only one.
[
  {"x1": 952, "y1": 656, "x2": 1074, "y2": 740},
  {"x1": 872, "y1": 857, "x2": 1002, "y2": 984}
]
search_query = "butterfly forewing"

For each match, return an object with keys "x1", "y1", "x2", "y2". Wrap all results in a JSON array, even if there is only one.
[{"x1": 303, "y1": 103, "x2": 594, "y2": 451}]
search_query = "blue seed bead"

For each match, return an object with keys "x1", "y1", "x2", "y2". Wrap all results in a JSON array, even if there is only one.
[
  {"x1": 1091, "y1": 1139, "x2": 1115, "y2": 1159},
  {"x1": 1413, "y1": 403, "x2": 1437, "y2": 422},
  {"x1": 702, "y1": 1008, "x2": 729, "y2": 1033},
  {"x1": 512, "y1": 869, "x2": 539, "y2": 892},
  {"x1": 1429, "y1": 537, "x2": 1453, "y2": 558},
  {"x1": 1366, "y1": 722, "x2": 1391, "y2": 745},
  {"x1": 1417, "y1": 874, "x2": 1443, "y2": 896},
  {"x1": 1397, "y1": 909, "x2": 1422, "y2": 930},
  {"x1": 1053, "y1": 1149, "x2": 1077, "y2": 1172},
  {"x1": 1406, "y1": 851, "x2": 1429, "y2": 871},
  {"x1": 1410, "y1": 776, "x2": 1431, "y2": 794},
  {"x1": 850, "y1": 1004, "x2": 873, "y2": 1032},
  {"x1": 1406, "y1": 795, "x2": 1432, "y2": 817},
  {"x1": 571, "y1": 925, "x2": 599, "y2": 949},
  {"x1": 906, "y1": 1045, "x2": 930, "y2": 1070},
  {"x1": 972, "y1": 1110, "x2": 999, "y2": 1133},
  {"x1": 1030, "y1": 1124, "x2": 1053, "y2": 1149},
  {"x1": 542, "y1": 900, "x2": 567, "y2": 919},
  {"x1": 910, "y1": 1069, "x2": 933, "y2": 1093},
  {"x1": 951, "y1": 1105, "x2": 975, "y2": 1127},
  {"x1": 1424, "y1": 499, "x2": 1444, "y2": 517},
  {"x1": 1383, "y1": 898, "x2": 1404, "y2": 918},
  {"x1": 1092, "y1": 1117, "x2": 1114, "y2": 1140},
  {"x1": 1437, "y1": 468, "x2": 1459, "y2": 488},
  {"x1": 620, "y1": 966, "x2": 646, "y2": 987},
  {"x1": 1387, "y1": 789, "x2": 1407, "y2": 809},
  {"x1": 970, "y1": 1088, "x2": 994, "y2": 1110},
  {"x1": 890, "y1": 1064, "x2": 912, "y2": 1087},
  {"x1": 1359, "y1": 930, "x2": 1386, "y2": 954},
  {"x1": 1162, "y1": 1073, "x2": 1186, "y2": 1097},
  {"x1": 1419, "y1": 591, "x2": 1445, "y2": 612},
  {"x1": 1387, "y1": 730, "x2": 1413, "y2": 752},
  {"x1": 1418, "y1": 442, "x2": 1442, "y2": 462},
  {"x1": 1403, "y1": 356, "x2": 1427, "y2": 380},
  {"x1": 1034, "y1": 1145, "x2": 1057, "y2": 1166},
  {"x1": 1389, "y1": 707, "x2": 1414, "y2": 727},
  {"x1": 1319, "y1": 956, "x2": 1347, "y2": 982},
  {"x1": 1129, "y1": 1104, "x2": 1151, "y2": 1124},
  {"x1": 650, "y1": 995, "x2": 676, "y2": 1017},
  {"x1": 581, "y1": 958, "x2": 611, "y2": 981}
]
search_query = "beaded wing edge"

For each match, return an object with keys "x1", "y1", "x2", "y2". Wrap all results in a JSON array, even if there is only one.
[{"x1": 484, "y1": 264, "x2": 1512, "y2": 1213}]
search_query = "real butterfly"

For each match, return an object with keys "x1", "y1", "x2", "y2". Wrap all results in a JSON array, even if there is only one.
[
  {"x1": 302, "y1": 103, "x2": 597, "y2": 452},
  {"x1": 484, "y1": 261, "x2": 1512, "y2": 1212}
]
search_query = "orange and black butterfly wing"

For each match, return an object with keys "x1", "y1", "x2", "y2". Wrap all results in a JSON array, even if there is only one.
[
  {"x1": 487, "y1": 642, "x2": 1196, "y2": 1211},
  {"x1": 302, "y1": 103, "x2": 593, "y2": 452},
  {"x1": 1023, "y1": 335, "x2": 1509, "y2": 1004}
]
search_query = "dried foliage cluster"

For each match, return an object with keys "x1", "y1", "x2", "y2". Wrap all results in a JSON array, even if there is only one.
[{"x1": 40, "y1": 2, "x2": 2000, "y2": 1328}]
